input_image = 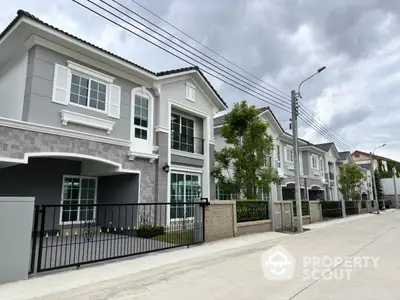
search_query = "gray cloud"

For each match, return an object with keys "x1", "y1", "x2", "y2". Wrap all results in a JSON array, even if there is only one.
[{"x1": 1, "y1": 0, "x2": 400, "y2": 158}]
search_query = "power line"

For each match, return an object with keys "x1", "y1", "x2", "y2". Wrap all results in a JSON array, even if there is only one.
[
  {"x1": 74, "y1": 0, "x2": 351, "y2": 150},
  {"x1": 72, "y1": 0, "x2": 352, "y2": 150},
  {"x1": 130, "y1": 0, "x2": 354, "y2": 150}
]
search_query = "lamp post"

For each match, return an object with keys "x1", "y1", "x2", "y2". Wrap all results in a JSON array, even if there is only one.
[
  {"x1": 292, "y1": 66, "x2": 326, "y2": 232},
  {"x1": 370, "y1": 143, "x2": 386, "y2": 214}
]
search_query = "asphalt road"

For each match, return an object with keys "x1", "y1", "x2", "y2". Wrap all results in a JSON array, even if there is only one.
[{"x1": 8, "y1": 211, "x2": 400, "y2": 300}]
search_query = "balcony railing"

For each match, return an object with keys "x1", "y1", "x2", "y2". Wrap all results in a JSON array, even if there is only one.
[{"x1": 171, "y1": 132, "x2": 204, "y2": 155}]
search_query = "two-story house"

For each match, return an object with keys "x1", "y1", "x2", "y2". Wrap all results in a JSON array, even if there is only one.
[
  {"x1": 0, "y1": 10, "x2": 227, "y2": 226},
  {"x1": 314, "y1": 143, "x2": 341, "y2": 201},
  {"x1": 214, "y1": 107, "x2": 328, "y2": 201},
  {"x1": 338, "y1": 151, "x2": 373, "y2": 200}
]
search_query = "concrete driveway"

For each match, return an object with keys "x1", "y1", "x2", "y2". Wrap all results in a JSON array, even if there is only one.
[{"x1": 2, "y1": 211, "x2": 400, "y2": 300}]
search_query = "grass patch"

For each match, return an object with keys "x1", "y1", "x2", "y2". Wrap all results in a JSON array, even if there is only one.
[{"x1": 152, "y1": 230, "x2": 195, "y2": 245}]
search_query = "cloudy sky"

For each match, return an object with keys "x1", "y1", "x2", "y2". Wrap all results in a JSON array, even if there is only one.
[{"x1": 1, "y1": 0, "x2": 399, "y2": 159}]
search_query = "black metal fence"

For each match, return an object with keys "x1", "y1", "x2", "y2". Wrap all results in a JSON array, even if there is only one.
[
  {"x1": 345, "y1": 201, "x2": 359, "y2": 215},
  {"x1": 361, "y1": 200, "x2": 367, "y2": 209},
  {"x1": 321, "y1": 201, "x2": 342, "y2": 219},
  {"x1": 292, "y1": 201, "x2": 310, "y2": 217},
  {"x1": 30, "y1": 202, "x2": 205, "y2": 274},
  {"x1": 236, "y1": 201, "x2": 269, "y2": 223}
]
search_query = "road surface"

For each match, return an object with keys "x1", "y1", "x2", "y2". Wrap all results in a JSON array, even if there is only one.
[{"x1": 7, "y1": 212, "x2": 400, "y2": 299}]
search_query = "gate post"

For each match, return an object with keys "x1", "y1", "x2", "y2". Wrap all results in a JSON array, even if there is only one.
[
  {"x1": 29, "y1": 206, "x2": 40, "y2": 274},
  {"x1": 36, "y1": 205, "x2": 46, "y2": 273}
]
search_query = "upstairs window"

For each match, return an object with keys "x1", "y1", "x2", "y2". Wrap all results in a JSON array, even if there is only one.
[
  {"x1": 52, "y1": 62, "x2": 121, "y2": 119},
  {"x1": 311, "y1": 155, "x2": 319, "y2": 169},
  {"x1": 70, "y1": 74, "x2": 107, "y2": 111},
  {"x1": 276, "y1": 144, "x2": 281, "y2": 167},
  {"x1": 286, "y1": 146, "x2": 294, "y2": 163},
  {"x1": 134, "y1": 95, "x2": 149, "y2": 140},
  {"x1": 171, "y1": 114, "x2": 195, "y2": 153}
]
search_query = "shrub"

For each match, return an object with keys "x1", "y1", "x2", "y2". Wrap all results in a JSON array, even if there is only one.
[{"x1": 137, "y1": 224, "x2": 165, "y2": 238}]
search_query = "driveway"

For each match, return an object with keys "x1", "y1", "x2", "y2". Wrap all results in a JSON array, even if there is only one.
[{"x1": 3, "y1": 211, "x2": 400, "y2": 299}]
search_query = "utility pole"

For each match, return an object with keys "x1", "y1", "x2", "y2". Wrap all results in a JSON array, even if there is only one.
[
  {"x1": 291, "y1": 90, "x2": 303, "y2": 232},
  {"x1": 392, "y1": 167, "x2": 399, "y2": 209},
  {"x1": 370, "y1": 153, "x2": 380, "y2": 214}
]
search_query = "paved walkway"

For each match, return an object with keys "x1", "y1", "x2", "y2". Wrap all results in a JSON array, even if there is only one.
[{"x1": 1, "y1": 211, "x2": 399, "y2": 299}]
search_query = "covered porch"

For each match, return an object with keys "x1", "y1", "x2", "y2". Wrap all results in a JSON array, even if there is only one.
[
  {"x1": 0, "y1": 153, "x2": 140, "y2": 231},
  {"x1": 282, "y1": 183, "x2": 307, "y2": 200},
  {"x1": 308, "y1": 185, "x2": 325, "y2": 200}
]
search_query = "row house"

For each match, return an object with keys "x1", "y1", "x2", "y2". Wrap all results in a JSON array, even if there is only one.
[
  {"x1": 214, "y1": 107, "x2": 373, "y2": 201},
  {"x1": 0, "y1": 10, "x2": 227, "y2": 226}
]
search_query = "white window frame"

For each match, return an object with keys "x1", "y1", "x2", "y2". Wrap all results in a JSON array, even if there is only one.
[
  {"x1": 169, "y1": 171, "x2": 202, "y2": 222},
  {"x1": 67, "y1": 61, "x2": 114, "y2": 114},
  {"x1": 320, "y1": 157, "x2": 324, "y2": 172},
  {"x1": 131, "y1": 87, "x2": 154, "y2": 153},
  {"x1": 59, "y1": 175, "x2": 98, "y2": 225},
  {"x1": 171, "y1": 113, "x2": 197, "y2": 153},
  {"x1": 285, "y1": 146, "x2": 294, "y2": 163},
  {"x1": 276, "y1": 144, "x2": 281, "y2": 167},
  {"x1": 311, "y1": 154, "x2": 319, "y2": 170},
  {"x1": 185, "y1": 82, "x2": 196, "y2": 102}
]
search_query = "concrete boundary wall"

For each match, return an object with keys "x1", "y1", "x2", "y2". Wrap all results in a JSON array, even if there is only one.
[
  {"x1": 236, "y1": 220, "x2": 271, "y2": 236},
  {"x1": 204, "y1": 200, "x2": 236, "y2": 242}
]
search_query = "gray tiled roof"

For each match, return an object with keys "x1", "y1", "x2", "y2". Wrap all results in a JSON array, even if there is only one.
[
  {"x1": 3, "y1": 10, "x2": 227, "y2": 108},
  {"x1": 338, "y1": 151, "x2": 351, "y2": 160},
  {"x1": 358, "y1": 163, "x2": 371, "y2": 170},
  {"x1": 314, "y1": 142, "x2": 334, "y2": 152}
]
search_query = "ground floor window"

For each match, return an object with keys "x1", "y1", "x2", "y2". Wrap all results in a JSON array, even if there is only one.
[
  {"x1": 61, "y1": 176, "x2": 97, "y2": 223},
  {"x1": 170, "y1": 172, "x2": 201, "y2": 219}
]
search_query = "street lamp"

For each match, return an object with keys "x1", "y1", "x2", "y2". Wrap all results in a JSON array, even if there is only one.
[
  {"x1": 371, "y1": 143, "x2": 386, "y2": 214},
  {"x1": 292, "y1": 66, "x2": 326, "y2": 233}
]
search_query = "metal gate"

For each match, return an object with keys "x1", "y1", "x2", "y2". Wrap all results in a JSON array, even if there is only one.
[{"x1": 29, "y1": 202, "x2": 205, "y2": 274}]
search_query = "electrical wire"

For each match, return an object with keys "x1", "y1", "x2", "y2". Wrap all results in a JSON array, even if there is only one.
[
  {"x1": 130, "y1": 0, "x2": 354, "y2": 150},
  {"x1": 71, "y1": 0, "x2": 352, "y2": 150}
]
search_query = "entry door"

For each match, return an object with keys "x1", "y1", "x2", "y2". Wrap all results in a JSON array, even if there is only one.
[{"x1": 170, "y1": 172, "x2": 201, "y2": 220}]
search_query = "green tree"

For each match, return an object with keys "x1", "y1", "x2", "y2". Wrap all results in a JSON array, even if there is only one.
[
  {"x1": 215, "y1": 101, "x2": 278, "y2": 199},
  {"x1": 339, "y1": 164, "x2": 365, "y2": 200},
  {"x1": 373, "y1": 169, "x2": 385, "y2": 200}
]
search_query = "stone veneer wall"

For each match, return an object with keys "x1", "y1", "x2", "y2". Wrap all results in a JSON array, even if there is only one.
[
  {"x1": 0, "y1": 126, "x2": 156, "y2": 203},
  {"x1": 204, "y1": 200, "x2": 236, "y2": 242}
]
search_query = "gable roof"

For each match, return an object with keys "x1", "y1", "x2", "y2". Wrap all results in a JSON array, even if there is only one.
[
  {"x1": 1, "y1": 10, "x2": 227, "y2": 108},
  {"x1": 338, "y1": 151, "x2": 351, "y2": 160},
  {"x1": 352, "y1": 150, "x2": 399, "y2": 163},
  {"x1": 314, "y1": 142, "x2": 334, "y2": 152},
  {"x1": 214, "y1": 106, "x2": 310, "y2": 144}
]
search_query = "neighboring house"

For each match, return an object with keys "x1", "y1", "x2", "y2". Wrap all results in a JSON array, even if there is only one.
[
  {"x1": 0, "y1": 10, "x2": 227, "y2": 227},
  {"x1": 214, "y1": 107, "x2": 327, "y2": 201},
  {"x1": 352, "y1": 150, "x2": 398, "y2": 175},
  {"x1": 337, "y1": 151, "x2": 373, "y2": 200},
  {"x1": 313, "y1": 143, "x2": 341, "y2": 201}
]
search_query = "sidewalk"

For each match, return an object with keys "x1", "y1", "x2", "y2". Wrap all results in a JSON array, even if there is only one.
[{"x1": 0, "y1": 212, "x2": 386, "y2": 300}]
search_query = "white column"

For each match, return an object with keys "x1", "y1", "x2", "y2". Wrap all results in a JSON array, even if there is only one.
[{"x1": 202, "y1": 116, "x2": 211, "y2": 200}]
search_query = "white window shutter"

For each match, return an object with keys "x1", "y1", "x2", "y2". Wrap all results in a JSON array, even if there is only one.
[
  {"x1": 108, "y1": 84, "x2": 121, "y2": 119},
  {"x1": 52, "y1": 64, "x2": 71, "y2": 105}
]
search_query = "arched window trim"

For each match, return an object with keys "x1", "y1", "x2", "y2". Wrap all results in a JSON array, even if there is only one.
[{"x1": 131, "y1": 86, "x2": 154, "y2": 154}]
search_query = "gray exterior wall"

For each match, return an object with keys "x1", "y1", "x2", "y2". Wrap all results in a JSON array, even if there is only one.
[
  {"x1": 0, "y1": 158, "x2": 81, "y2": 230},
  {"x1": 171, "y1": 155, "x2": 204, "y2": 167},
  {"x1": 22, "y1": 45, "x2": 142, "y2": 141},
  {"x1": 98, "y1": 174, "x2": 139, "y2": 229},
  {"x1": 209, "y1": 144, "x2": 216, "y2": 200},
  {"x1": 0, "y1": 126, "x2": 156, "y2": 204},
  {"x1": 302, "y1": 152, "x2": 309, "y2": 176},
  {"x1": 155, "y1": 132, "x2": 169, "y2": 203}
]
